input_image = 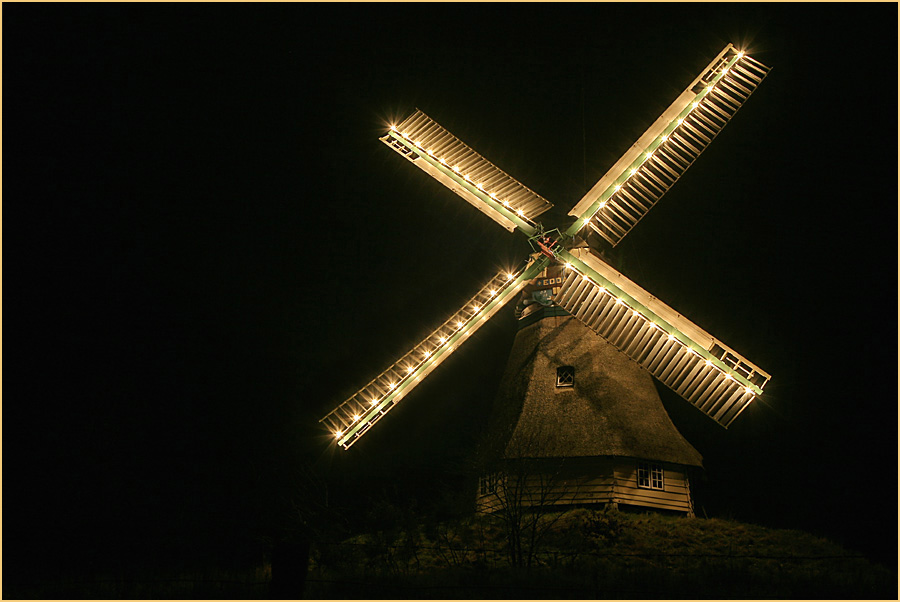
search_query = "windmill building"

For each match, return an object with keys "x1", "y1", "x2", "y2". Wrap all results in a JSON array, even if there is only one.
[
  {"x1": 320, "y1": 44, "x2": 771, "y2": 516},
  {"x1": 477, "y1": 262, "x2": 703, "y2": 515}
]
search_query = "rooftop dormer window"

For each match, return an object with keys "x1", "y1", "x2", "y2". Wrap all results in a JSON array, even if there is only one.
[{"x1": 556, "y1": 366, "x2": 575, "y2": 388}]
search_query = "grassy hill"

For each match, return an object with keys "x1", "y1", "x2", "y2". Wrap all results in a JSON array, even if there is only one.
[
  {"x1": 6, "y1": 507, "x2": 893, "y2": 599},
  {"x1": 307, "y1": 507, "x2": 895, "y2": 599}
]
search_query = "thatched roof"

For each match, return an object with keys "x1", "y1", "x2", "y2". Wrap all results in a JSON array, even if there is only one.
[{"x1": 483, "y1": 309, "x2": 703, "y2": 468}]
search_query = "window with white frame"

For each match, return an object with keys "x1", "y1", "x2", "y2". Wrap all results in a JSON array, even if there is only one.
[
  {"x1": 637, "y1": 463, "x2": 664, "y2": 490},
  {"x1": 556, "y1": 365, "x2": 575, "y2": 388}
]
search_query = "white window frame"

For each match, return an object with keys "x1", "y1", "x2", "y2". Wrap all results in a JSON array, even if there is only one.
[
  {"x1": 637, "y1": 463, "x2": 665, "y2": 490},
  {"x1": 556, "y1": 365, "x2": 575, "y2": 388}
]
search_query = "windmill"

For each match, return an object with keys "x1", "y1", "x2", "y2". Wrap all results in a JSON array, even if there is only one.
[{"x1": 319, "y1": 44, "x2": 771, "y2": 513}]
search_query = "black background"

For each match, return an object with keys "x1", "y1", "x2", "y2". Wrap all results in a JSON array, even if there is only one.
[{"x1": 5, "y1": 3, "x2": 897, "y2": 576}]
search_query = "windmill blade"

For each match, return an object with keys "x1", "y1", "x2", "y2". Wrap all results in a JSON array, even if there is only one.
[
  {"x1": 567, "y1": 45, "x2": 771, "y2": 246},
  {"x1": 554, "y1": 247, "x2": 770, "y2": 428},
  {"x1": 382, "y1": 110, "x2": 553, "y2": 236},
  {"x1": 321, "y1": 255, "x2": 551, "y2": 448}
]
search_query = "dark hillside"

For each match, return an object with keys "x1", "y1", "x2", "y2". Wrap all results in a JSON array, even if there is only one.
[
  {"x1": 305, "y1": 508, "x2": 896, "y2": 599},
  {"x1": 4, "y1": 505, "x2": 894, "y2": 599}
]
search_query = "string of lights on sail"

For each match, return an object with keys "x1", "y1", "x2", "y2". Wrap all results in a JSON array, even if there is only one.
[
  {"x1": 320, "y1": 44, "x2": 771, "y2": 446},
  {"x1": 568, "y1": 46, "x2": 771, "y2": 246},
  {"x1": 554, "y1": 247, "x2": 770, "y2": 427},
  {"x1": 381, "y1": 110, "x2": 553, "y2": 235},
  {"x1": 320, "y1": 256, "x2": 550, "y2": 448}
]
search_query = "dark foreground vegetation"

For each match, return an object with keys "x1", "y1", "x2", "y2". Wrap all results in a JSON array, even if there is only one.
[
  {"x1": 305, "y1": 508, "x2": 895, "y2": 599},
  {"x1": 6, "y1": 508, "x2": 894, "y2": 599}
]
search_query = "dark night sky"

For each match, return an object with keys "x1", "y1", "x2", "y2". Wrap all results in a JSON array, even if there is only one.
[{"x1": 5, "y1": 3, "x2": 897, "y2": 575}]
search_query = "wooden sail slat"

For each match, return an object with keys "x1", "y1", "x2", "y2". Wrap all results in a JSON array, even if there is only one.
[
  {"x1": 383, "y1": 110, "x2": 552, "y2": 233},
  {"x1": 568, "y1": 46, "x2": 770, "y2": 246},
  {"x1": 320, "y1": 257, "x2": 549, "y2": 447},
  {"x1": 552, "y1": 249, "x2": 769, "y2": 427}
]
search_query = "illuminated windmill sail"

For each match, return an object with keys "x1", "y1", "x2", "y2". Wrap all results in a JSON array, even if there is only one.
[{"x1": 320, "y1": 44, "x2": 771, "y2": 450}]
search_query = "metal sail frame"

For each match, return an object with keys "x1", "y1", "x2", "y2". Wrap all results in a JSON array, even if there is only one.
[{"x1": 320, "y1": 44, "x2": 772, "y2": 446}]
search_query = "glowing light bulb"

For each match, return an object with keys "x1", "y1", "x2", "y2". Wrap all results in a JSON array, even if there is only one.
[
  {"x1": 423, "y1": 350, "x2": 431, "y2": 358},
  {"x1": 722, "y1": 68, "x2": 729, "y2": 76},
  {"x1": 616, "y1": 298, "x2": 625, "y2": 306},
  {"x1": 632, "y1": 310, "x2": 639, "y2": 317},
  {"x1": 439, "y1": 158, "x2": 447, "y2": 165},
  {"x1": 692, "y1": 101, "x2": 699, "y2": 108},
  {"x1": 582, "y1": 274, "x2": 590, "y2": 281},
  {"x1": 599, "y1": 201, "x2": 607, "y2": 208},
  {"x1": 352, "y1": 414, "x2": 360, "y2": 422},
  {"x1": 335, "y1": 430, "x2": 342, "y2": 438},
  {"x1": 476, "y1": 183, "x2": 484, "y2": 191},
  {"x1": 439, "y1": 336, "x2": 447, "y2": 343},
  {"x1": 564, "y1": 262, "x2": 572, "y2": 270},
  {"x1": 389, "y1": 382, "x2": 396, "y2": 390},
  {"x1": 661, "y1": 135, "x2": 668, "y2": 142},
  {"x1": 502, "y1": 200, "x2": 510, "y2": 207},
  {"x1": 614, "y1": 184, "x2": 621, "y2": 191},
  {"x1": 678, "y1": 118, "x2": 684, "y2": 125},
  {"x1": 725, "y1": 374, "x2": 733, "y2": 381},
  {"x1": 457, "y1": 321, "x2": 464, "y2": 328},
  {"x1": 738, "y1": 51, "x2": 745, "y2": 58},
  {"x1": 516, "y1": 209, "x2": 525, "y2": 217},
  {"x1": 464, "y1": 174, "x2": 471, "y2": 181},
  {"x1": 598, "y1": 287, "x2": 607, "y2": 294},
  {"x1": 473, "y1": 304, "x2": 481, "y2": 311},
  {"x1": 506, "y1": 273, "x2": 514, "y2": 280},
  {"x1": 704, "y1": 360, "x2": 713, "y2": 367},
  {"x1": 370, "y1": 398, "x2": 378, "y2": 405},
  {"x1": 489, "y1": 289, "x2": 496, "y2": 297},
  {"x1": 406, "y1": 366, "x2": 414, "y2": 374},
  {"x1": 490, "y1": 193, "x2": 498, "y2": 199},
  {"x1": 453, "y1": 165, "x2": 460, "y2": 173},
  {"x1": 630, "y1": 168, "x2": 637, "y2": 175},
  {"x1": 668, "y1": 334, "x2": 676, "y2": 341},
  {"x1": 390, "y1": 125, "x2": 397, "y2": 131},
  {"x1": 744, "y1": 386, "x2": 753, "y2": 395}
]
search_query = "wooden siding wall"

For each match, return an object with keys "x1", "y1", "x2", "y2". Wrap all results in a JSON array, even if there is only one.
[
  {"x1": 476, "y1": 457, "x2": 693, "y2": 515},
  {"x1": 613, "y1": 464, "x2": 693, "y2": 514}
]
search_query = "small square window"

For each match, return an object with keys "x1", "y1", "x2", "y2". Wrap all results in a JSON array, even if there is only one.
[
  {"x1": 556, "y1": 366, "x2": 575, "y2": 388},
  {"x1": 479, "y1": 473, "x2": 502, "y2": 495},
  {"x1": 637, "y1": 463, "x2": 664, "y2": 490}
]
